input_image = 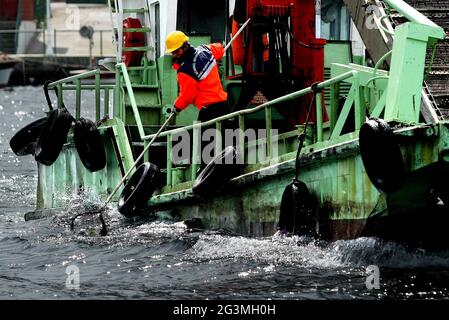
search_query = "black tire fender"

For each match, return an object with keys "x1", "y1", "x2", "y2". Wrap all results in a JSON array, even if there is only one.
[
  {"x1": 74, "y1": 118, "x2": 106, "y2": 172},
  {"x1": 118, "y1": 162, "x2": 161, "y2": 217},
  {"x1": 192, "y1": 146, "x2": 244, "y2": 198},
  {"x1": 34, "y1": 108, "x2": 74, "y2": 166},
  {"x1": 9, "y1": 117, "x2": 47, "y2": 156},
  {"x1": 279, "y1": 179, "x2": 314, "y2": 234},
  {"x1": 359, "y1": 118, "x2": 405, "y2": 193}
]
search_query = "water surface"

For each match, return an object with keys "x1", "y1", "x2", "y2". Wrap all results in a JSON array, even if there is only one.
[{"x1": 1, "y1": 86, "x2": 449, "y2": 300}]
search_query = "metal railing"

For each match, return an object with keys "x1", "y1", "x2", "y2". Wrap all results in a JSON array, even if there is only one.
[
  {"x1": 0, "y1": 28, "x2": 114, "y2": 56},
  {"x1": 384, "y1": 0, "x2": 440, "y2": 28},
  {"x1": 42, "y1": 62, "x2": 390, "y2": 188},
  {"x1": 48, "y1": 69, "x2": 113, "y2": 122},
  {"x1": 139, "y1": 70, "x2": 364, "y2": 185}
]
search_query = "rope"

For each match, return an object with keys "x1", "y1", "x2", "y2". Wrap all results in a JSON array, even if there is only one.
[{"x1": 295, "y1": 82, "x2": 321, "y2": 180}]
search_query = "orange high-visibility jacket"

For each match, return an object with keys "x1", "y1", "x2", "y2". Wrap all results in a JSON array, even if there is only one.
[{"x1": 173, "y1": 43, "x2": 227, "y2": 110}]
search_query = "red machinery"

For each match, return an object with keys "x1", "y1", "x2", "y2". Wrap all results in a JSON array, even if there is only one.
[{"x1": 231, "y1": 0, "x2": 327, "y2": 127}]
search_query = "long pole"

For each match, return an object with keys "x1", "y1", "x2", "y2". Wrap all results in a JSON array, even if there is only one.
[
  {"x1": 102, "y1": 112, "x2": 175, "y2": 206},
  {"x1": 224, "y1": 18, "x2": 251, "y2": 52},
  {"x1": 70, "y1": 112, "x2": 176, "y2": 236}
]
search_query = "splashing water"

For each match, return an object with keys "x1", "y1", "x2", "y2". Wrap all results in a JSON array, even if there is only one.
[{"x1": 2, "y1": 87, "x2": 449, "y2": 299}]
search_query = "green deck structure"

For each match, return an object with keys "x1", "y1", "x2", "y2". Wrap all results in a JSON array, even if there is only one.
[{"x1": 25, "y1": 0, "x2": 449, "y2": 245}]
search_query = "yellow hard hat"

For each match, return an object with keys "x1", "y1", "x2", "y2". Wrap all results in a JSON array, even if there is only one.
[{"x1": 165, "y1": 31, "x2": 190, "y2": 53}]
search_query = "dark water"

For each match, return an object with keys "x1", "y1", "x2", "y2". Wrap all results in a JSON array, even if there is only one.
[{"x1": 1, "y1": 86, "x2": 449, "y2": 300}]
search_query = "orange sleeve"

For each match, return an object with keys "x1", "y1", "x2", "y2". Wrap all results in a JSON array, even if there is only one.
[
  {"x1": 207, "y1": 43, "x2": 225, "y2": 61},
  {"x1": 174, "y1": 72, "x2": 198, "y2": 110}
]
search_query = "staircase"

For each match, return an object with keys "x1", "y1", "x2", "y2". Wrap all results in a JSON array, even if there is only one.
[
  {"x1": 402, "y1": 0, "x2": 449, "y2": 119},
  {"x1": 343, "y1": 0, "x2": 449, "y2": 122},
  {"x1": 0, "y1": 20, "x2": 17, "y2": 53},
  {"x1": 108, "y1": 0, "x2": 166, "y2": 167}
]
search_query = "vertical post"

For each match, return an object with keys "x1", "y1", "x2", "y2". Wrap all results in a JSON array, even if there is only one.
[
  {"x1": 114, "y1": 67, "x2": 121, "y2": 118},
  {"x1": 265, "y1": 106, "x2": 272, "y2": 159},
  {"x1": 316, "y1": 91, "x2": 323, "y2": 142},
  {"x1": 315, "y1": 0, "x2": 321, "y2": 38},
  {"x1": 15, "y1": 0, "x2": 22, "y2": 52},
  {"x1": 353, "y1": 75, "x2": 365, "y2": 130},
  {"x1": 144, "y1": 140, "x2": 149, "y2": 162},
  {"x1": 166, "y1": 134, "x2": 172, "y2": 186},
  {"x1": 76, "y1": 79, "x2": 81, "y2": 119},
  {"x1": 104, "y1": 88, "x2": 109, "y2": 117},
  {"x1": 95, "y1": 70, "x2": 101, "y2": 122},
  {"x1": 57, "y1": 84, "x2": 62, "y2": 108},
  {"x1": 215, "y1": 121, "x2": 222, "y2": 157},
  {"x1": 45, "y1": 0, "x2": 54, "y2": 56},
  {"x1": 238, "y1": 114, "x2": 245, "y2": 164},
  {"x1": 191, "y1": 123, "x2": 200, "y2": 180},
  {"x1": 100, "y1": 30, "x2": 103, "y2": 56},
  {"x1": 53, "y1": 29, "x2": 57, "y2": 55},
  {"x1": 329, "y1": 82, "x2": 340, "y2": 134},
  {"x1": 42, "y1": 28, "x2": 46, "y2": 54},
  {"x1": 89, "y1": 39, "x2": 93, "y2": 68}
]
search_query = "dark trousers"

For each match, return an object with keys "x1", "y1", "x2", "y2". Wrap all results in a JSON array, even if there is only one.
[
  {"x1": 198, "y1": 101, "x2": 230, "y2": 123},
  {"x1": 197, "y1": 101, "x2": 230, "y2": 170}
]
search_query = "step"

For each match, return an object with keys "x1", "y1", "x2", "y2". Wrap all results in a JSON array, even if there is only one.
[
  {"x1": 124, "y1": 103, "x2": 161, "y2": 109},
  {"x1": 112, "y1": 8, "x2": 148, "y2": 14},
  {"x1": 120, "y1": 8, "x2": 148, "y2": 14},
  {"x1": 123, "y1": 27, "x2": 151, "y2": 32},
  {"x1": 130, "y1": 84, "x2": 159, "y2": 89},
  {"x1": 126, "y1": 65, "x2": 157, "y2": 71},
  {"x1": 122, "y1": 46, "x2": 154, "y2": 52}
]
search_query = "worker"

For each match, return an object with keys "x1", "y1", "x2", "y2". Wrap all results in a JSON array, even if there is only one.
[{"x1": 165, "y1": 30, "x2": 230, "y2": 169}]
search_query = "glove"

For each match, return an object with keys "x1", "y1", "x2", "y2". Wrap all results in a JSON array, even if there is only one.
[{"x1": 170, "y1": 106, "x2": 181, "y2": 114}]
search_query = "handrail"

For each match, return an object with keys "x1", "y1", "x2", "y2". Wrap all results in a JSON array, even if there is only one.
[
  {"x1": 47, "y1": 69, "x2": 100, "y2": 88},
  {"x1": 144, "y1": 70, "x2": 358, "y2": 140},
  {"x1": 47, "y1": 68, "x2": 108, "y2": 121},
  {"x1": 383, "y1": 0, "x2": 440, "y2": 28},
  {"x1": 116, "y1": 63, "x2": 146, "y2": 139}
]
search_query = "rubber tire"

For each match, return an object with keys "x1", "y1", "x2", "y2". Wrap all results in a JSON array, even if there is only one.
[
  {"x1": 118, "y1": 162, "x2": 161, "y2": 217},
  {"x1": 279, "y1": 179, "x2": 313, "y2": 234},
  {"x1": 192, "y1": 146, "x2": 244, "y2": 198},
  {"x1": 359, "y1": 118, "x2": 405, "y2": 193},
  {"x1": 74, "y1": 118, "x2": 106, "y2": 172},
  {"x1": 9, "y1": 117, "x2": 47, "y2": 156},
  {"x1": 34, "y1": 108, "x2": 74, "y2": 166}
]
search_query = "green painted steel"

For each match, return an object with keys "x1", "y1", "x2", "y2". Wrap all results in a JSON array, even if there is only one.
[
  {"x1": 384, "y1": 23, "x2": 444, "y2": 123},
  {"x1": 384, "y1": 0, "x2": 441, "y2": 27},
  {"x1": 36, "y1": 119, "x2": 133, "y2": 210},
  {"x1": 31, "y1": 0, "x2": 449, "y2": 239}
]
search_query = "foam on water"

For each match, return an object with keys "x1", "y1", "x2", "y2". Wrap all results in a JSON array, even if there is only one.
[
  {"x1": 2, "y1": 87, "x2": 449, "y2": 299},
  {"x1": 187, "y1": 234, "x2": 344, "y2": 269}
]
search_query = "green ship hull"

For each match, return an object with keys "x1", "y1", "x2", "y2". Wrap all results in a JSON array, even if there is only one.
[{"x1": 22, "y1": 0, "x2": 449, "y2": 247}]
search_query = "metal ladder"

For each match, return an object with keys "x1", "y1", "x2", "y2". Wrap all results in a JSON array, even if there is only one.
[
  {"x1": 386, "y1": 0, "x2": 446, "y2": 121},
  {"x1": 107, "y1": 0, "x2": 163, "y2": 151},
  {"x1": 108, "y1": 0, "x2": 161, "y2": 87},
  {"x1": 343, "y1": 0, "x2": 445, "y2": 122},
  {"x1": 109, "y1": 0, "x2": 155, "y2": 63}
]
